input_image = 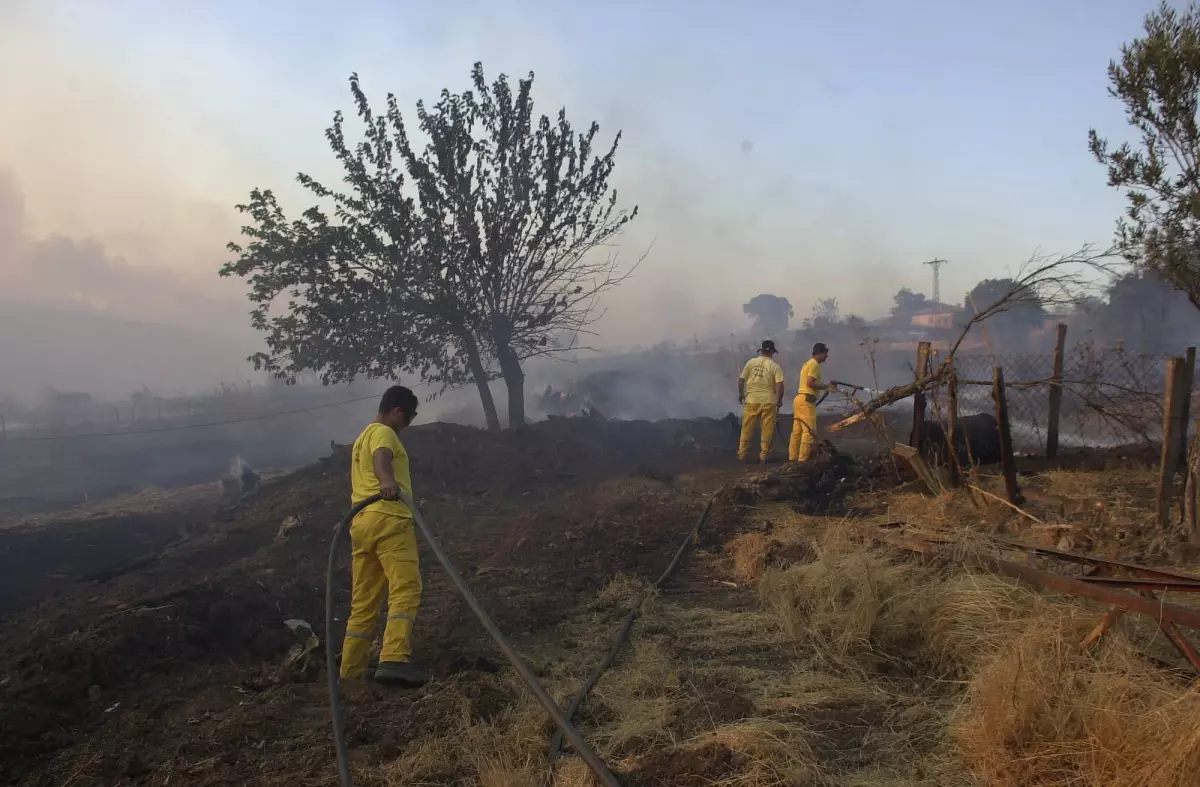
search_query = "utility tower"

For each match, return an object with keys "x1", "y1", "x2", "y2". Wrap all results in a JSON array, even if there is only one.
[{"x1": 924, "y1": 258, "x2": 948, "y2": 305}]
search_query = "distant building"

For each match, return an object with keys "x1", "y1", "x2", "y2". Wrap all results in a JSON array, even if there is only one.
[{"x1": 909, "y1": 303, "x2": 959, "y2": 330}]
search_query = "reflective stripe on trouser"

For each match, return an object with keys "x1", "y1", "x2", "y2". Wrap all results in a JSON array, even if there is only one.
[
  {"x1": 339, "y1": 509, "x2": 422, "y2": 679},
  {"x1": 738, "y1": 402, "x2": 777, "y2": 461},
  {"x1": 789, "y1": 397, "x2": 817, "y2": 462}
]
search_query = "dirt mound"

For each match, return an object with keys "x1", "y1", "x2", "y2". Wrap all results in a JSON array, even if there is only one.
[{"x1": 355, "y1": 415, "x2": 737, "y2": 497}]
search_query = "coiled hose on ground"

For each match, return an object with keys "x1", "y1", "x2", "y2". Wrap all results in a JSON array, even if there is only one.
[
  {"x1": 325, "y1": 491, "x2": 621, "y2": 787},
  {"x1": 546, "y1": 494, "x2": 718, "y2": 764}
]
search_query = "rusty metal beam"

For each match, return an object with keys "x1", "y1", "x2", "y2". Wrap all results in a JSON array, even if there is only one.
[
  {"x1": 1076, "y1": 576, "x2": 1200, "y2": 593},
  {"x1": 1135, "y1": 588, "x2": 1200, "y2": 675},
  {"x1": 1160, "y1": 620, "x2": 1200, "y2": 673},
  {"x1": 987, "y1": 536, "x2": 1200, "y2": 583},
  {"x1": 860, "y1": 526, "x2": 1200, "y2": 631}
]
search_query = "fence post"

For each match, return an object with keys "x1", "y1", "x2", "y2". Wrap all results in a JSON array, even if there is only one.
[
  {"x1": 993, "y1": 367, "x2": 1022, "y2": 505},
  {"x1": 1157, "y1": 357, "x2": 1188, "y2": 528},
  {"x1": 946, "y1": 370, "x2": 961, "y2": 488},
  {"x1": 1046, "y1": 323, "x2": 1068, "y2": 461},
  {"x1": 1186, "y1": 421, "x2": 1200, "y2": 540},
  {"x1": 1177, "y1": 347, "x2": 1195, "y2": 470},
  {"x1": 910, "y1": 341, "x2": 932, "y2": 450}
]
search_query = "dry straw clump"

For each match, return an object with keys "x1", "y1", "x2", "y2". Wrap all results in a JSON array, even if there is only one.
[
  {"x1": 671, "y1": 720, "x2": 821, "y2": 786},
  {"x1": 757, "y1": 540, "x2": 942, "y2": 669},
  {"x1": 589, "y1": 638, "x2": 686, "y2": 757},
  {"x1": 952, "y1": 612, "x2": 1200, "y2": 787},
  {"x1": 751, "y1": 514, "x2": 1200, "y2": 787}
]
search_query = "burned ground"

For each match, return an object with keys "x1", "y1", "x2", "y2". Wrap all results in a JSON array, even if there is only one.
[
  {"x1": 6, "y1": 410, "x2": 1187, "y2": 787},
  {"x1": 0, "y1": 415, "x2": 890, "y2": 786}
]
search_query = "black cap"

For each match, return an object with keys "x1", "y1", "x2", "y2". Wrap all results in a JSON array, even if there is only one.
[
  {"x1": 813, "y1": 342, "x2": 829, "y2": 355},
  {"x1": 760, "y1": 340, "x2": 777, "y2": 355}
]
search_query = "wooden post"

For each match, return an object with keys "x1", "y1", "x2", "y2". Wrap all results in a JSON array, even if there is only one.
[
  {"x1": 910, "y1": 341, "x2": 932, "y2": 450},
  {"x1": 946, "y1": 370, "x2": 961, "y2": 487},
  {"x1": 1157, "y1": 357, "x2": 1187, "y2": 528},
  {"x1": 993, "y1": 367, "x2": 1022, "y2": 505},
  {"x1": 1046, "y1": 323, "x2": 1068, "y2": 460},
  {"x1": 1186, "y1": 422, "x2": 1199, "y2": 540},
  {"x1": 1177, "y1": 347, "x2": 1195, "y2": 470}
]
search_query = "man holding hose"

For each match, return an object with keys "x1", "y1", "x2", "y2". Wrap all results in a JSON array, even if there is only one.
[
  {"x1": 340, "y1": 385, "x2": 428, "y2": 688},
  {"x1": 790, "y1": 342, "x2": 838, "y2": 462}
]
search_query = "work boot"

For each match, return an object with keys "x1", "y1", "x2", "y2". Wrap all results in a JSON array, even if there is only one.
[{"x1": 373, "y1": 661, "x2": 429, "y2": 688}]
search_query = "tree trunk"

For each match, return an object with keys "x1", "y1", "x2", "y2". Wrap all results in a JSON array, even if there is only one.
[
  {"x1": 461, "y1": 334, "x2": 501, "y2": 432},
  {"x1": 490, "y1": 316, "x2": 525, "y2": 428},
  {"x1": 498, "y1": 344, "x2": 525, "y2": 428}
]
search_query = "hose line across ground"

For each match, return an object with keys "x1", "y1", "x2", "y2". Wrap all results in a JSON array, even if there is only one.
[
  {"x1": 547, "y1": 493, "x2": 719, "y2": 764},
  {"x1": 326, "y1": 492, "x2": 622, "y2": 787}
]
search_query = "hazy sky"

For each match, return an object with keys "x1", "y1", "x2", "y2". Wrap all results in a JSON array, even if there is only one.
[{"x1": 0, "y1": 0, "x2": 1163, "y2": 393}]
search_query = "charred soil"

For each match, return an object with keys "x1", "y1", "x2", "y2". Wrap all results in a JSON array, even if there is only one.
[{"x1": 0, "y1": 415, "x2": 889, "y2": 786}]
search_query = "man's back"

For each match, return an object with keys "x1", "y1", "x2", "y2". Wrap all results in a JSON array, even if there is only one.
[
  {"x1": 350, "y1": 422, "x2": 413, "y2": 518},
  {"x1": 741, "y1": 356, "x2": 784, "y2": 404}
]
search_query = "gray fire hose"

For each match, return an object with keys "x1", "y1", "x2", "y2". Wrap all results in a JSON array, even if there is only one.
[
  {"x1": 326, "y1": 491, "x2": 621, "y2": 787},
  {"x1": 548, "y1": 496, "x2": 716, "y2": 763}
]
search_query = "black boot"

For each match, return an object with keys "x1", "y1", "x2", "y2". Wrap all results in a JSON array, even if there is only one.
[{"x1": 373, "y1": 661, "x2": 429, "y2": 688}]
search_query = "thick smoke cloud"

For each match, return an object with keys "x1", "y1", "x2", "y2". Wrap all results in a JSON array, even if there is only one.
[{"x1": 0, "y1": 170, "x2": 255, "y2": 401}]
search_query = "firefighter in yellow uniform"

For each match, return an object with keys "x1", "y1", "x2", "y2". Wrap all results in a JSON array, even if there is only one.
[
  {"x1": 791, "y1": 342, "x2": 835, "y2": 462},
  {"x1": 737, "y1": 340, "x2": 785, "y2": 462},
  {"x1": 340, "y1": 385, "x2": 429, "y2": 688}
]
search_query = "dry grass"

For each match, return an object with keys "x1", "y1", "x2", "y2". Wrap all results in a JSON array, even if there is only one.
[
  {"x1": 745, "y1": 501, "x2": 1200, "y2": 787},
  {"x1": 1037, "y1": 466, "x2": 1156, "y2": 504},
  {"x1": 666, "y1": 720, "x2": 822, "y2": 786},
  {"x1": 378, "y1": 470, "x2": 1200, "y2": 787},
  {"x1": 952, "y1": 613, "x2": 1200, "y2": 787},
  {"x1": 589, "y1": 639, "x2": 685, "y2": 756},
  {"x1": 757, "y1": 535, "x2": 944, "y2": 670},
  {"x1": 728, "y1": 531, "x2": 773, "y2": 583},
  {"x1": 924, "y1": 574, "x2": 1044, "y2": 676}
]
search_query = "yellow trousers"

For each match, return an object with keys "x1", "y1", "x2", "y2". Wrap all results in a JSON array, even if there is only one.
[
  {"x1": 340, "y1": 509, "x2": 422, "y2": 679},
  {"x1": 738, "y1": 402, "x2": 777, "y2": 461},
  {"x1": 789, "y1": 396, "x2": 817, "y2": 461}
]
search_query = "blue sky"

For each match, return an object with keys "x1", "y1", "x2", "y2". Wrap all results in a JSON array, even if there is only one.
[{"x1": 0, "y1": 0, "x2": 1167, "y2": 347}]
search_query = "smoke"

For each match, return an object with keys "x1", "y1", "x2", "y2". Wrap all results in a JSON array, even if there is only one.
[
  {"x1": 1069, "y1": 271, "x2": 1200, "y2": 352},
  {"x1": 1, "y1": 1, "x2": 1184, "y2": 427},
  {"x1": 0, "y1": 171, "x2": 258, "y2": 401}
]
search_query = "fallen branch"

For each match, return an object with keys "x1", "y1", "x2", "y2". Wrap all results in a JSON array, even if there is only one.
[
  {"x1": 828, "y1": 373, "x2": 945, "y2": 432},
  {"x1": 964, "y1": 483, "x2": 1046, "y2": 524}
]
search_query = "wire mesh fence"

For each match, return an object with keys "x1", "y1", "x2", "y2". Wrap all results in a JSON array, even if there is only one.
[{"x1": 926, "y1": 345, "x2": 1189, "y2": 455}]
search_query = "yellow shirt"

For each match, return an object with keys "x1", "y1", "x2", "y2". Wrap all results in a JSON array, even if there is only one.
[
  {"x1": 798, "y1": 358, "x2": 823, "y2": 397},
  {"x1": 350, "y1": 422, "x2": 413, "y2": 518},
  {"x1": 740, "y1": 356, "x2": 784, "y2": 405}
]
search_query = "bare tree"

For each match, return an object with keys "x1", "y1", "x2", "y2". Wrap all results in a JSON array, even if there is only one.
[{"x1": 801, "y1": 297, "x2": 841, "y2": 331}]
